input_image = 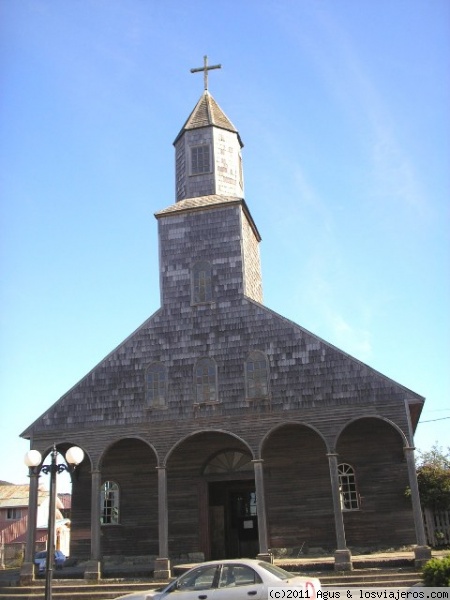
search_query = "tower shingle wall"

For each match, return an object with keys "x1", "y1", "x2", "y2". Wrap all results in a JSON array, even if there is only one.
[
  {"x1": 213, "y1": 128, "x2": 244, "y2": 198},
  {"x1": 175, "y1": 129, "x2": 216, "y2": 200},
  {"x1": 158, "y1": 205, "x2": 247, "y2": 307},
  {"x1": 241, "y1": 208, "x2": 263, "y2": 303}
]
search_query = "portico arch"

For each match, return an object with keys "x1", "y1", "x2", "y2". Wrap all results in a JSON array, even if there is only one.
[
  {"x1": 260, "y1": 420, "x2": 329, "y2": 457},
  {"x1": 262, "y1": 423, "x2": 332, "y2": 554},
  {"x1": 97, "y1": 437, "x2": 159, "y2": 558},
  {"x1": 24, "y1": 443, "x2": 92, "y2": 563},
  {"x1": 336, "y1": 417, "x2": 414, "y2": 549},
  {"x1": 165, "y1": 428, "x2": 253, "y2": 465},
  {"x1": 166, "y1": 430, "x2": 256, "y2": 560},
  {"x1": 333, "y1": 415, "x2": 409, "y2": 450}
]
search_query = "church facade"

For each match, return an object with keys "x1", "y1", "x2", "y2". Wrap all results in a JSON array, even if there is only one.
[{"x1": 21, "y1": 69, "x2": 429, "y2": 579}]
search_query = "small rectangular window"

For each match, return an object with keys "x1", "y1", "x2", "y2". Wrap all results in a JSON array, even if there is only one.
[
  {"x1": 191, "y1": 145, "x2": 210, "y2": 174},
  {"x1": 7, "y1": 508, "x2": 21, "y2": 520},
  {"x1": 100, "y1": 481, "x2": 120, "y2": 525},
  {"x1": 338, "y1": 464, "x2": 360, "y2": 511}
]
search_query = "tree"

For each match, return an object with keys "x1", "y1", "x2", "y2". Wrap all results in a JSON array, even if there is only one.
[{"x1": 413, "y1": 444, "x2": 450, "y2": 511}]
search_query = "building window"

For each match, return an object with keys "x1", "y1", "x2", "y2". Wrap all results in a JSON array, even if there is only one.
[
  {"x1": 191, "y1": 145, "x2": 211, "y2": 174},
  {"x1": 146, "y1": 362, "x2": 167, "y2": 408},
  {"x1": 195, "y1": 358, "x2": 217, "y2": 404},
  {"x1": 100, "y1": 481, "x2": 120, "y2": 525},
  {"x1": 192, "y1": 261, "x2": 213, "y2": 304},
  {"x1": 338, "y1": 463, "x2": 359, "y2": 510},
  {"x1": 7, "y1": 508, "x2": 21, "y2": 520},
  {"x1": 245, "y1": 351, "x2": 269, "y2": 398}
]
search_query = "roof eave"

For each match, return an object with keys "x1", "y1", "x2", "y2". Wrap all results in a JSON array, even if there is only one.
[{"x1": 173, "y1": 123, "x2": 243, "y2": 148}]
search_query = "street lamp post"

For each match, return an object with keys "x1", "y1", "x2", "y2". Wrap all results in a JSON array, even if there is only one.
[{"x1": 24, "y1": 445, "x2": 84, "y2": 600}]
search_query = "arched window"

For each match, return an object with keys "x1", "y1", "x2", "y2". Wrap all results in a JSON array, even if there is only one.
[
  {"x1": 338, "y1": 463, "x2": 359, "y2": 510},
  {"x1": 195, "y1": 358, "x2": 217, "y2": 404},
  {"x1": 245, "y1": 351, "x2": 269, "y2": 399},
  {"x1": 192, "y1": 261, "x2": 213, "y2": 304},
  {"x1": 146, "y1": 362, "x2": 167, "y2": 408},
  {"x1": 100, "y1": 481, "x2": 120, "y2": 525}
]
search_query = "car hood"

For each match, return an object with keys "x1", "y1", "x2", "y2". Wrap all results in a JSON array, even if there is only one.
[
  {"x1": 114, "y1": 592, "x2": 163, "y2": 600},
  {"x1": 114, "y1": 594, "x2": 153, "y2": 600}
]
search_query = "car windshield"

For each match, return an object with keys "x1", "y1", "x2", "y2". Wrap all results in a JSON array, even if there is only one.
[{"x1": 257, "y1": 561, "x2": 292, "y2": 580}]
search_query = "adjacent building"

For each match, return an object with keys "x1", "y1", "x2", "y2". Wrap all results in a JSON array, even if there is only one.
[{"x1": 0, "y1": 482, "x2": 70, "y2": 566}]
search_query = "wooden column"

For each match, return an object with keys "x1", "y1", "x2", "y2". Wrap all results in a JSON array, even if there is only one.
[
  {"x1": 24, "y1": 471, "x2": 39, "y2": 562},
  {"x1": 20, "y1": 471, "x2": 40, "y2": 584},
  {"x1": 90, "y1": 469, "x2": 101, "y2": 560},
  {"x1": 154, "y1": 466, "x2": 171, "y2": 579},
  {"x1": 84, "y1": 468, "x2": 101, "y2": 580},
  {"x1": 326, "y1": 452, "x2": 352, "y2": 570},
  {"x1": 252, "y1": 459, "x2": 272, "y2": 562},
  {"x1": 404, "y1": 446, "x2": 431, "y2": 567}
]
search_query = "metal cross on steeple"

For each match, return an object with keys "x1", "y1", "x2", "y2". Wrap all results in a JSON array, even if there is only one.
[{"x1": 190, "y1": 55, "x2": 222, "y2": 91}]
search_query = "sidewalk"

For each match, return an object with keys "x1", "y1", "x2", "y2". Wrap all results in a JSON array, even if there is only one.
[
  {"x1": 276, "y1": 548, "x2": 449, "y2": 571},
  {"x1": 1, "y1": 548, "x2": 448, "y2": 584}
]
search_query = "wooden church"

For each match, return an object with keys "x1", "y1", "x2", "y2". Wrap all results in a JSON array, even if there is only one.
[{"x1": 21, "y1": 59, "x2": 430, "y2": 579}]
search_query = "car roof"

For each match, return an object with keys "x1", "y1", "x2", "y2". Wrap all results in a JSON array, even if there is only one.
[{"x1": 187, "y1": 559, "x2": 261, "y2": 568}]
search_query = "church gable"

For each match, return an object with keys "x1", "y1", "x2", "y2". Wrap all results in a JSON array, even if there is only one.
[{"x1": 21, "y1": 294, "x2": 423, "y2": 438}]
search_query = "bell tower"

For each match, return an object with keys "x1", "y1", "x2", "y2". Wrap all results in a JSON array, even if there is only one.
[
  {"x1": 173, "y1": 56, "x2": 244, "y2": 202},
  {"x1": 155, "y1": 57, "x2": 262, "y2": 308}
]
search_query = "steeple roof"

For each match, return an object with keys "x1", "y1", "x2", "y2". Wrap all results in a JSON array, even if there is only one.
[{"x1": 174, "y1": 91, "x2": 243, "y2": 146}]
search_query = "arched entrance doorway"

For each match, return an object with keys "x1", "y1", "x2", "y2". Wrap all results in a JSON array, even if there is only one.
[
  {"x1": 166, "y1": 431, "x2": 256, "y2": 560},
  {"x1": 204, "y1": 450, "x2": 258, "y2": 559}
]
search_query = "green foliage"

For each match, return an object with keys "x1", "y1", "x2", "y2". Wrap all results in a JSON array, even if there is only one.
[
  {"x1": 417, "y1": 445, "x2": 450, "y2": 470},
  {"x1": 415, "y1": 444, "x2": 450, "y2": 511},
  {"x1": 417, "y1": 465, "x2": 450, "y2": 510},
  {"x1": 422, "y1": 555, "x2": 450, "y2": 587}
]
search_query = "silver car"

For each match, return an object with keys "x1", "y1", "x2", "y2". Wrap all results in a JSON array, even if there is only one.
[{"x1": 115, "y1": 558, "x2": 321, "y2": 600}]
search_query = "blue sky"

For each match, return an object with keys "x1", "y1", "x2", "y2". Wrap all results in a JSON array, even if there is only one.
[{"x1": 1, "y1": 0, "x2": 449, "y2": 489}]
